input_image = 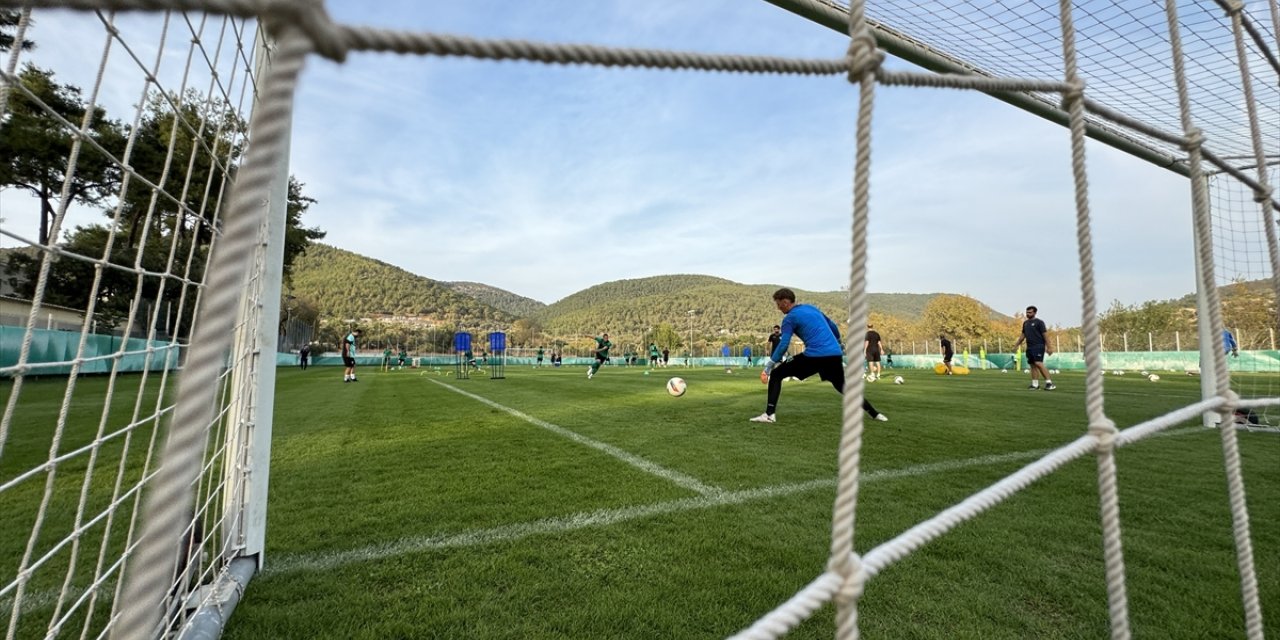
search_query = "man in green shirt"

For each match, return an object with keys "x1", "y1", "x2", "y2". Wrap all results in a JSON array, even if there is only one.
[
  {"x1": 587, "y1": 332, "x2": 611, "y2": 379},
  {"x1": 398, "y1": 348, "x2": 408, "y2": 369},
  {"x1": 536, "y1": 346, "x2": 545, "y2": 368},
  {"x1": 382, "y1": 347, "x2": 393, "y2": 372},
  {"x1": 648, "y1": 343, "x2": 660, "y2": 368}
]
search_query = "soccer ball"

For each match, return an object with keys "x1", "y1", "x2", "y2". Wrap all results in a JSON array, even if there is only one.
[
  {"x1": 1001, "y1": 369, "x2": 1008, "y2": 373},
  {"x1": 894, "y1": 376, "x2": 904, "y2": 385},
  {"x1": 666, "y1": 377, "x2": 687, "y2": 397},
  {"x1": 1148, "y1": 374, "x2": 1160, "y2": 382},
  {"x1": 1141, "y1": 370, "x2": 1150, "y2": 376}
]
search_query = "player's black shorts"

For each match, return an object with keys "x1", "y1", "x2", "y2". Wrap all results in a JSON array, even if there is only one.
[
  {"x1": 596, "y1": 354, "x2": 608, "y2": 363},
  {"x1": 775, "y1": 354, "x2": 844, "y2": 386},
  {"x1": 342, "y1": 356, "x2": 356, "y2": 367},
  {"x1": 866, "y1": 348, "x2": 881, "y2": 363},
  {"x1": 943, "y1": 353, "x2": 953, "y2": 363},
  {"x1": 1026, "y1": 346, "x2": 1046, "y2": 363}
]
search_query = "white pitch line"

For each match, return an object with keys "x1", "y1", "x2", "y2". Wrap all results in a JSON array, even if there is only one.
[
  {"x1": 264, "y1": 425, "x2": 1211, "y2": 577},
  {"x1": 428, "y1": 378, "x2": 723, "y2": 496},
  {"x1": 264, "y1": 447, "x2": 1056, "y2": 577}
]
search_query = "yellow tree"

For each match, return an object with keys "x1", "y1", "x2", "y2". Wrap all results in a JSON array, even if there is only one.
[
  {"x1": 510, "y1": 318, "x2": 542, "y2": 347},
  {"x1": 921, "y1": 294, "x2": 994, "y2": 347},
  {"x1": 867, "y1": 312, "x2": 912, "y2": 353}
]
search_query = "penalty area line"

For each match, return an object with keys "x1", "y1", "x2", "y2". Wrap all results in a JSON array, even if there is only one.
[
  {"x1": 266, "y1": 446, "x2": 1053, "y2": 577},
  {"x1": 427, "y1": 378, "x2": 723, "y2": 496}
]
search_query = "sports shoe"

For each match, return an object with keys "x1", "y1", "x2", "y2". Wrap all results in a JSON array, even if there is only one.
[
  {"x1": 1044, "y1": 382, "x2": 1056, "y2": 391},
  {"x1": 875, "y1": 414, "x2": 889, "y2": 422},
  {"x1": 587, "y1": 370, "x2": 593, "y2": 379},
  {"x1": 1027, "y1": 385, "x2": 1038, "y2": 390},
  {"x1": 749, "y1": 413, "x2": 776, "y2": 423}
]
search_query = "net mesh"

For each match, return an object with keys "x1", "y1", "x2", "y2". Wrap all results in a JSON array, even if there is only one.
[{"x1": 0, "y1": 0, "x2": 1276, "y2": 639}]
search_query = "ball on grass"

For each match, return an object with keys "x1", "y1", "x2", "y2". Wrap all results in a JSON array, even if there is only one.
[
  {"x1": 666, "y1": 377, "x2": 687, "y2": 397},
  {"x1": 1148, "y1": 374, "x2": 1160, "y2": 382},
  {"x1": 894, "y1": 376, "x2": 904, "y2": 385}
]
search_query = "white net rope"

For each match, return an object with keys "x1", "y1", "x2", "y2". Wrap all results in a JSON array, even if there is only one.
[
  {"x1": 0, "y1": 1, "x2": 1276, "y2": 639},
  {"x1": 0, "y1": 6, "x2": 262, "y2": 639}
]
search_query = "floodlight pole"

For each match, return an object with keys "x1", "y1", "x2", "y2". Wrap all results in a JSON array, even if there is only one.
[{"x1": 688, "y1": 310, "x2": 696, "y2": 367}]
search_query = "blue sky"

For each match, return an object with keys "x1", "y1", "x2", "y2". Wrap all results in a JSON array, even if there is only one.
[{"x1": 3, "y1": 0, "x2": 1202, "y2": 326}]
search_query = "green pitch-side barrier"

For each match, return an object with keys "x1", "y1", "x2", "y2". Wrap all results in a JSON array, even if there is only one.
[{"x1": 1, "y1": 326, "x2": 182, "y2": 376}]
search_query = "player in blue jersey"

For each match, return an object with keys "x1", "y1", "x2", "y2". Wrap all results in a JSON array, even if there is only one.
[{"x1": 750, "y1": 288, "x2": 887, "y2": 424}]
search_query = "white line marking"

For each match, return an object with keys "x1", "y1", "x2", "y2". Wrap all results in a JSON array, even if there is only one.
[
  {"x1": 429, "y1": 378, "x2": 723, "y2": 496},
  {"x1": 264, "y1": 447, "x2": 1054, "y2": 576},
  {"x1": 265, "y1": 426, "x2": 1210, "y2": 577}
]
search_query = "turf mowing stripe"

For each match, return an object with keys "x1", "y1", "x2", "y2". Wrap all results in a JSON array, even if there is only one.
[
  {"x1": 428, "y1": 378, "x2": 723, "y2": 496},
  {"x1": 6, "y1": 429, "x2": 1211, "y2": 613},
  {"x1": 264, "y1": 446, "x2": 1060, "y2": 577}
]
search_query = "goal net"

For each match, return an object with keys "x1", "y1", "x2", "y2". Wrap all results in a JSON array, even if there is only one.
[{"x1": 1, "y1": 0, "x2": 1275, "y2": 639}]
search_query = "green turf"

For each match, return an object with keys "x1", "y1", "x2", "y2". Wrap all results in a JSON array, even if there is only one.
[{"x1": 3, "y1": 365, "x2": 1277, "y2": 639}]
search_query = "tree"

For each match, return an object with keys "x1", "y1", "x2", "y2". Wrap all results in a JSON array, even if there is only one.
[
  {"x1": 7, "y1": 222, "x2": 185, "y2": 334},
  {"x1": 0, "y1": 65, "x2": 127, "y2": 245},
  {"x1": 1, "y1": 9, "x2": 35, "y2": 52},
  {"x1": 920, "y1": 294, "x2": 992, "y2": 342},
  {"x1": 1218, "y1": 281, "x2": 1275, "y2": 348},
  {"x1": 867, "y1": 312, "x2": 911, "y2": 351},
  {"x1": 284, "y1": 177, "x2": 325, "y2": 285},
  {"x1": 115, "y1": 89, "x2": 247, "y2": 250},
  {"x1": 5, "y1": 82, "x2": 324, "y2": 340},
  {"x1": 652, "y1": 322, "x2": 682, "y2": 350},
  {"x1": 509, "y1": 318, "x2": 542, "y2": 347}
]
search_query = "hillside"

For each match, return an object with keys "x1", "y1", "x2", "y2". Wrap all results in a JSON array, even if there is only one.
[
  {"x1": 289, "y1": 244, "x2": 515, "y2": 326},
  {"x1": 289, "y1": 250, "x2": 1013, "y2": 338},
  {"x1": 443, "y1": 281, "x2": 546, "y2": 317},
  {"x1": 531, "y1": 275, "x2": 1008, "y2": 338}
]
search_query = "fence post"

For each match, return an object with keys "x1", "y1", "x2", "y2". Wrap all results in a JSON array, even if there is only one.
[
  {"x1": 1148, "y1": 332, "x2": 1153, "y2": 352},
  {"x1": 1175, "y1": 331, "x2": 1181, "y2": 351},
  {"x1": 1123, "y1": 332, "x2": 1128, "y2": 352}
]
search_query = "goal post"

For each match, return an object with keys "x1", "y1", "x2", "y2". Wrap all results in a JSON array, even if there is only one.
[{"x1": 0, "y1": 8, "x2": 294, "y2": 639}]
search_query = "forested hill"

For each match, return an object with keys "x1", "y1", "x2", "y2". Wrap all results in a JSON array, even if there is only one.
[
  {"x1": 531, "y1": 275, "x2": 1003, "y2": 337},
  {"x1": 290, "y1": 244, "x2": 515, "y2": 324},
  {"x1": 443, "y1": 281, "x2": 546, "y2": 317},
  {"x1": 289, "y1": 247, "x2": 1011, "y2": 337}
]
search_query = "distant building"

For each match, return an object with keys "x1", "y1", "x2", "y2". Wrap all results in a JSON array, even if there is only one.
[{"x1": 0, "y1": 296, "x2": 87, "y2": 332}]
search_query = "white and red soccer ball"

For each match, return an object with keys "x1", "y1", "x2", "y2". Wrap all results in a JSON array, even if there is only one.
[{"x1": 666, "y1": 377, "x2": 687, "y2": 397}]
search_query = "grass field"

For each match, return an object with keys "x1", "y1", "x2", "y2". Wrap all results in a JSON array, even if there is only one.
[{"x1": 4, "y1": 364, "x2": 1278, "y2": 639}]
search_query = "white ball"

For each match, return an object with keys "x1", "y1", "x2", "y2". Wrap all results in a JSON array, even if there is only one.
[
  {"x1": 666, "y1": 377, "x2": 687, "y2": 397},
  {"x1": 1140, "y1": 370, "x2": 1150, "y2": 376},
  {"x1": 1148, "y1": 374, "x2": 1160, "y2": 382},
  {"x1": 894, "y1": 376, "x2": 904, "y2": 385},
  {"x1": 1001, "y1": 369, "x2": 1008, "y2": 373}
]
